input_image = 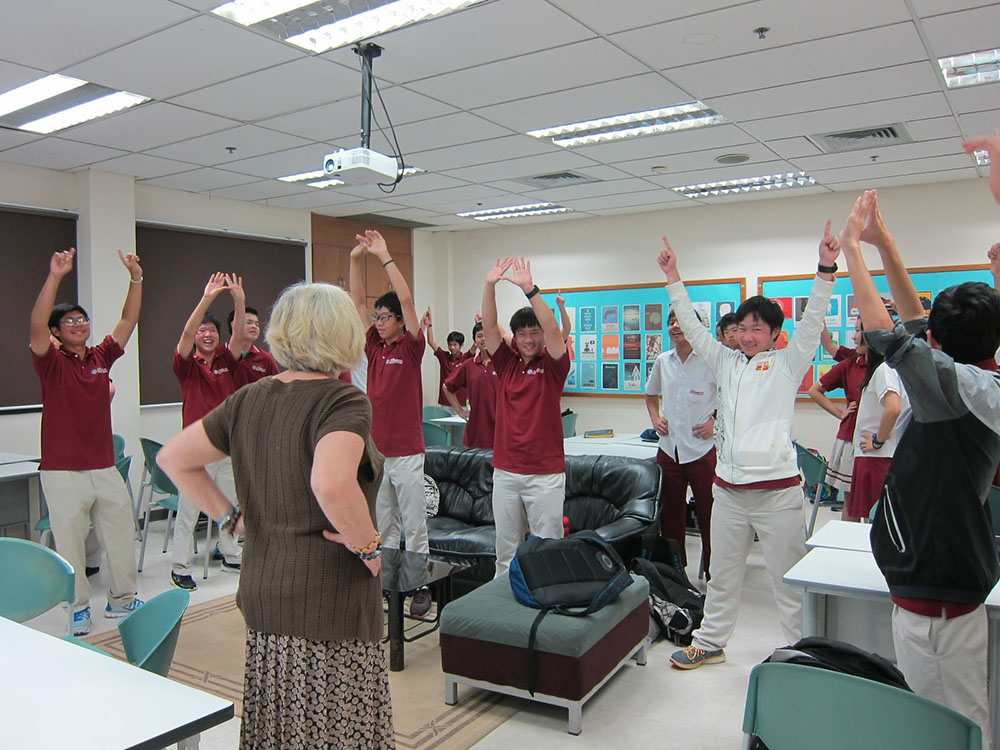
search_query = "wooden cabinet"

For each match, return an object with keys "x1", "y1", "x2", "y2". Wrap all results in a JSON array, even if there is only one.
[{"x1": 311, "y1": 215, "x2": 412, "y2": 316}]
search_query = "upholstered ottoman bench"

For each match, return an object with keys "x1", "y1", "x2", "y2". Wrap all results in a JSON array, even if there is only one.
[{"x1": 440, "y1": 573, "x2": 649, "y2": 734}]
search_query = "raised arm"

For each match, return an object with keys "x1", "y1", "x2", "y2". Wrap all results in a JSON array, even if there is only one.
[
  {"x1": 110, "y1": 249, "x2": 144, "y2": 348},
  {"x1": 963, "y1": 131, "x2": 1000, "y2": 205},
  {"x1": 365, "y1": 230, "x2": 419, "y2": 338},
  {"x1": 423, "y1": 308, "x2": 438, "y2": 350},
  {"x1": 989, "y1": 243, "x2": 1000, "y2": 292},
  {"x1": 481, "y1": 258, "x2": 513, "y2": 356},
  {"x1": 177, "y1": 273, "x2": 229, "y2": 357},
  {"x1": 556, "y1": 292, "x2": 572, "y2": 341},
  {"x1": 349, "y1": 234, "x2": 369, "y2": 325},
  {"x1": 227, "y1": 275, "x2": 247, "y2": 356},
  {"x1": 314, "y1": 431, "x2": 382, "y2": 577},
  {"x1": 785, "y1": 222, "x2": 839, "y2": 373},
  {"x1": 839, "y1": 192, "x2": 896, "y2": 332},
  {"x1": 30, "y1": 248, "x2": 75, "y2": 356},
  {"x1": 819, "y1": 325, "x2": 840, "y2": 358},
  {"x1": 507, "y1": 257, "x2": 565, "y2": 359},
  {"x1": 853, "y1": 190, "x2": 922, "y2": 324}
]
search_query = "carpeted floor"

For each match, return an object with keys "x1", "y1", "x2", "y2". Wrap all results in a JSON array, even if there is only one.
[{"x1": 85, "y1": 594, "x2": 523, "y2": 750}]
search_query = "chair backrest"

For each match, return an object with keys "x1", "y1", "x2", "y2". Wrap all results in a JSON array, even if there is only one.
[
  {"x1": 112, "y1": 433, "x2": 126, "y2": 461},
  {"x1": 422, "y1": 421, "x2": 451, "y2": 447},
  {"x1": 743, "y1": 662, "x2": 982, "y2": 750},
  {"x1": 118, "y1": 588, "x2": 190, "y2": 676},
  {"x1": 561, "y1": 412, "x2": 578, "y2": 438},
  {"x1": 423, "y1": 405, "x2": 451, "y2": 421},
  {"x1": 139, "y1": 438, "x2": 178, "y2": 495},
  {"x1": 793, "y1": 441, "x2": 827, "y2": 487},
  {"x1": 0, "y1": 538, "x2": 75, "y2": 623},
  {"x1": 115, "y1": 454, "x2": 132, "y2": 484}
]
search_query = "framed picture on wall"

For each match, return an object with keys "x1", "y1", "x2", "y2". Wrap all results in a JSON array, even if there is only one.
[
  {"x1": 580, "y1": 306, "x2": 597, "y2": 332},
  {"x1": 579, "y1": 334, "x2": 597, "y2": 360},
  {"x1": 602, "y1": 363, "x2": 620, "y2": 390},
  {"x1": 580, "y1": 362, "x2": 597, "y2": 388},
  {"x1": 622, "y1": 304, "x2": 640, "y2": 331},
  {"x1": 644, "y1": 303, "x2": 663, "y2": 330},
  {"x1": 601, "y1": 305, "x2": 619, "y2": 331},
  {"x1": 623, "y1": 333, "x2": 641, "y2": 360},
  {"x1": 623, "y1": 362, "x2": 642, "y2": 392},
  {"x1": 645, "y1": 333, "x2": 662, "y2": 359},
  {"x1": 602, "y1": 334, "x2": 620, "y2": 360}
]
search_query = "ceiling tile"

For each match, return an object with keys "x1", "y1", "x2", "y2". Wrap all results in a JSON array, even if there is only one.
[
  {"x1": 62, "y1": 102, "x2": 239, "y2": 152},
  {"x1": 139, "y1": 167, "x2": 259, "y2": 192},
  {"x1": 612, "y1": 142, "x2": 785, "y2": 178},
  {"x1": 391, "y1": 184, "x2": 515, "y2": 210},
  {"x1": 643, "y1": 159, "x2": 800, "y2": 189},
  {"x1": 405, "y1": 39, "x2": 649, "y2": 110},
  {"x1": 169, "y1": 57, "x2": 361, "y2": 123},
  {"x1": 219, "y1": 143, "x2": 338, "y2": 179},
  {"x1": 328, "y1": 173, "x2": 470, "y2": 200},
  {"x1": 920, "y1": 4, "x2": 1000, "y2": 58},
  {"x1": 548, "y1": 0, "x2": 753, "y2": 36},
  {"x1": 766, "y1": 137, "x2": 824, "y2": 159},
  {"x1": 809, "y1": 153, "x2": 974, "y2": 184},
  {"x1": 257, "y1": 191, "x2": 369, "y2": 210},
  {"x1": 911, "y1": 0, "x2": 993, "y2": 16},
  {"x1": 145, "y1": 125, "x2": 312, "y2": 166},
  {"x1": 904, "y1": 115, "x2": 964, "y2": 141},
  {"x1": 0, "y1": 128, "x2": 42, "y2": 152},
  {"x1": 441, "y1": 150, "x2": 598, "y2": 183},
  {"x1": 0, "y1": 0, "x2": 194, "y2": 71},
  {"x1": 790, "y1": 137, "x2": 966, "y2": 172},
  {"x1": 947, "y1": 84, "x2": 1000, "y2": 116},
  {"x1": 64, "y1": 16, "x2": 302, "y2": 100},
  {"x1": 81, "y1": 152, "x2": 194, "y2": 179},
  {"x1": 825, "y1": 168, "x2": 980, "y2": 191},
  {"x1": 0, "y1": 138, "x2": 127, "y2": 170},
  {"x1": 0, "y1": 60, "x2": 49, "y2": 93},
  {"x1": 207, "y1": 180, "x2": 319, "y2": 201},
  {"x1": 321, "y1": 0, "x2": 595, "y2": 84},
  {"x1": 740, "y1": 92, "x2": 953, "y2": 141},
  {"x1": 517, "y1": 176, "x2": 660, "y2": 202},
  {"x1": 558, "y1": 188, "x2": 674, "y2": 211},
  {"x1": 960, "y1": 110, "x2": 1000, "y2": 137},
  {"x1": 707, "y1": 62, "x2": 941, "y2": 123},
  {"x1": 410, "y1": 133, "x2": 551, "y2": 172},
  {"x1": 664, "y1": 23, "x2": 928, "y2": 99},
  {"x1": 613, "y1": 0, "x2": 911, "y2": 71}
]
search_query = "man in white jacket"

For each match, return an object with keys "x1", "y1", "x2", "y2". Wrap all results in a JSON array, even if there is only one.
[{"x1": 657, "y1": 224, "x2": 840, "y2": 669}]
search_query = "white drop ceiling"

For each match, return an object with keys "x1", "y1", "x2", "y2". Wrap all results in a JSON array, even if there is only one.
[{"x1": 0, "y1": 0, "x2": 996, "y2": 230}]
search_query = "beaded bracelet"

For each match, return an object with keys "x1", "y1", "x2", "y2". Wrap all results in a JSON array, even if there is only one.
[
  {"x1": 358, "y1": 544, "x2": 383, "y2": 561},
  {"x1": 350, "y1": 531, "x2": 382, "y2": 557}
]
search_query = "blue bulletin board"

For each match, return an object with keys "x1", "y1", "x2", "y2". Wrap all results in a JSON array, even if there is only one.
[
  {"x1": 758, "y1": 264, "x2": 992, "y2": 399},
  {"x1": 540, "y1": 278, "x2": 746, "y2": 397}
]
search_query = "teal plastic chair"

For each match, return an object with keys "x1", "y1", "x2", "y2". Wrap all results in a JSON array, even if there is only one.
[
  {"x1": 116, "y1": 454, "x2": 139, "y2": 533},
  {"x1": 793, "y1": 441, "x2": 831, "y2": 537},
  {"x1": 118, "y1": 588, "x2": 190, "y2": 676},
  {"x1": 422, "y1": 421, "x2": 451, "y2": 447},
  {"x1": 0, "y1": 537, "x2": 75, "y2": 635},
  {"x1": 987, "y1": 485, "x2": 1000, "y2": 539},
  {"x1": 423, "y1": 405, "x2": 451, "y2": 421},
  {"x1": 562, "y1": 412, "x2": 578, "y2": 438},
  {"x1": 741, "y1": 662, "x2": 982, "y2": 750},
  {"x1": 112, "y1": 433, "x2": 126, "y2": 462}
]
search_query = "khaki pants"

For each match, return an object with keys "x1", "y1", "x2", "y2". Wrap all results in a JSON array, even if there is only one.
[
  {"x1": 491, "y1": 468, "x2": 565, "y2": 577},
  {"x1": 376, "y1": 454, "x2": 428, "y2": 554},
  {"x1": 691, "y1": 484, "x2": 806, "y2": 652},
  {"x1": 893, "y1": 604, "x2": 990, "y2": 750},
  {"x1": 40, "y1": 467, "x2": 137, "y2": 610},
  {"x1": 172, "y1": 457, "x2": 241, "y2": 573}
]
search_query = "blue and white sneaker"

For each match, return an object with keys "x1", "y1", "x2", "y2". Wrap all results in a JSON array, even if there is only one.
[
  {"x1": 72, "y1": 607, "x2": 92, "y2": 636},
  {"x1": 105, "y1": 596, "x2": 144, "y2": 619},
  {"x1": 212, "y1": 544, "x2": 225, "y2": 561}
]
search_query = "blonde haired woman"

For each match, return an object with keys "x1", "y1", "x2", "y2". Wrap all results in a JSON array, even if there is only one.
[{"x1": 159, "y1": 282, "x2": 393, "y2": 749}]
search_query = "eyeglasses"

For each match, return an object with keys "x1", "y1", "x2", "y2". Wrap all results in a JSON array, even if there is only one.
[
  {"x1": 61, "y1": 316, "x2": 89, "y2": 326},
  {"x1": 371, "y1": 313, "x2": 400, "y2": 323},
  {"x1": 196, "y1": 327, "x2": 218, "y2": 335}
]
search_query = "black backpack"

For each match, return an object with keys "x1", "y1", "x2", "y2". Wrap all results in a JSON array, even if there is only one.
[
  {"x1": 763, "y1": 636, "x2": 910, "y2": 690},
  {"x1": 630, "y1": 556, "x2": 704, "y2": 645},
  {"x1": 509, "y1": 531, "x2": 633, "y2": 694}
]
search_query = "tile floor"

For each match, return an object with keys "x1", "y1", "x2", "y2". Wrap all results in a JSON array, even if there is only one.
[{"x1": 55, "y1": 500, "x2": 845, "y2": 749}]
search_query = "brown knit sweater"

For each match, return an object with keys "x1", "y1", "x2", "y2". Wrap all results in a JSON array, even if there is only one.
[{"x1": 202, "y1": 376, "x2": 385, "y2": 642}]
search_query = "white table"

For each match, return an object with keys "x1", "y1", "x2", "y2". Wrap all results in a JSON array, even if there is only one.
[
  {"x1": 563, "y1": 434, "x2": 658, "y2": 460},
  {"x1": 430, "y1": 414, "x2": 467, "y2": 446},
  {"x1": 0, "y1": 451, "x2": 39, "y2": 466},
  {"x1": 784, "y1": 546, "x2": 1000, "y2": 749},
  {"x1": 0, "y1": 461, "x2": 43, "y2": 540},
  {"x1": 805, "y1": 520, "x2": 872, "y2": 552},
  {"x1": 0, "y1": 616, "x2": 234, "y2": 749}
]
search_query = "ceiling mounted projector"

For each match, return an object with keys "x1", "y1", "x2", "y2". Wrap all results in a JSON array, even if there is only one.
[{"x1": 323, "y1": 147, "x2": 399, "y2": 185}]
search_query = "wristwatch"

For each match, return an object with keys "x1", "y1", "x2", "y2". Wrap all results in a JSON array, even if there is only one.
[{"x1": 817, "y1": 262, "x2": 838, "y2": 274}]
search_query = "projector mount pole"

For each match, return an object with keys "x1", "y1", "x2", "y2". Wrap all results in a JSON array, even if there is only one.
[{"x1": 354, "y1": 43, "x2": 383, "y2": 149}]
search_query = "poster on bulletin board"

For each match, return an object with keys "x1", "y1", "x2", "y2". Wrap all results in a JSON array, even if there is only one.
[
  {"x1": 540, "y1": 277, "x2": 746, "y2": 397},
  {"x1": 759, "y1": 264, "x2": 992, "y2": 400}
]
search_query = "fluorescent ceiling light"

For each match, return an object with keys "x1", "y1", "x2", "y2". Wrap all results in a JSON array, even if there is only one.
[
  {"x1": 938, "y1": 48, "x2": 1000, "y2": 88},
  {"x1": 283, "y1": 0, "x2": 488, "y2": 53},
  {"x1": 528, "y1": 103, "x2": 727, "y2": 148},
  {"x1": 212, "y1": 0, "x2": 313, "y2": 26},
  {"x1": 672, "y1": 172, "x2": 816, "y2": 199},
  {"x1": 19, "y1": 91, "x2": 149, "y2": 134},
  {"x1": 0, "y1": 74, "x2": 86, "y2": 118},
  {"x1": 973, "y1": 149, "x2": 991, "y2": 167},
  {"x1": 457, "y1": 202, "x2": 572, "y2": 221},
  {"x1": 278, "y1": 169, "x2": 326, "y2": 182}
]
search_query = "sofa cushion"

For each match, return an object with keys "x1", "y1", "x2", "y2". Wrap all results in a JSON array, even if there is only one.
[{"x1": 424, "y1": 446, "x2": 494, "y2": 526}]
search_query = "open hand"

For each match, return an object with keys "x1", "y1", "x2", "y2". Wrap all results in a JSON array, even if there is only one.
[
  {"x1": 692, "y1": 416, "x2": 715, "y2": 440},
  {"x1": 203, "y1": 272, "x2": 229, "y2": 298},
  {"x1": 858, "y1": 191, "x2": 891, "y2": 248},
  {"x1": 988, "y1": 243, "x2": 1000, "y2": 279},
  {"x1": 322, "y1": 531, "x2": 381, "y2": 576},
  {"x1": 227, "y1": 274, "x2": 245, "y2": 303},
  {"x1": 363, "y1": 229, "x2": 388, "y2": 260},
  {"x1": 507, "y1": 257, "x2": 534, "y2": 294},
  {"x1": 840, "y1": 401, "x2": 857, "y2": 421},
  {"x1": 838, "y1": 192, "x2": 874, "y2": 252},
  {"x1": 485, "y1": 257, "x2": 513, "y2": 285},
  {"x1": 351, "y1": 233, "x2": 369, "y2": 258}
]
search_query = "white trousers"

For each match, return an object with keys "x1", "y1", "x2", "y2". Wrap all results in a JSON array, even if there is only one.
[
  {"x1": 171, "y1": 457, "x2": 241, "y2": 572},
  {"x1": 691, "y1": 484, "x2": 805, "y2": 651},
  {"x1": 492, "y1": 468, "x2": 565, "y2": 577},
  {"x1": 893, "y1": 604, "x2": 990, "y2": 750},
  {"x1": 40, "y1": 467, "x2": 137, "y2": 610},
  {"x1": 376, "y1": 453, "x2": 428, "y2": 554}
]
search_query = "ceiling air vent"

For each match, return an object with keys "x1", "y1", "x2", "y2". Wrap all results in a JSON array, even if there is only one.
[
  {"x1": 809, "y1": 123, "x2": 913, "y2": 154},
  {"x1": 514, "y1": 171, "x2": 601, "y2": 189}
]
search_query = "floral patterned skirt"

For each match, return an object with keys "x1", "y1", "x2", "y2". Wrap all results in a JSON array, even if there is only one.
[{"x1": 240, "y1": 629, "x2": 395, "y2": 749}]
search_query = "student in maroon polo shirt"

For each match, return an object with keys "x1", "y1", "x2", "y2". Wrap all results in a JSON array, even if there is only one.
[
  {"x1": 482, "y1": 257, "x2": 570, "y2": 576},
  {"x1": 227, "y1": 305, "x2": 280, "y2": 387},
  {"x1": 169, "y1": 273, "x2": 247, "y2": 592},
  {"x1": 443, "y1": 322, "x2": 499, "y2": 449},
  {"x1": 30, "y1": 247, "x2": 144, "y2": 636},
  {"x1": 349, "y1": 229, "x2": 432, "y2": 617},
  {"x1": 423, "y1": 307, "x2": 473, "y2": 408}
]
